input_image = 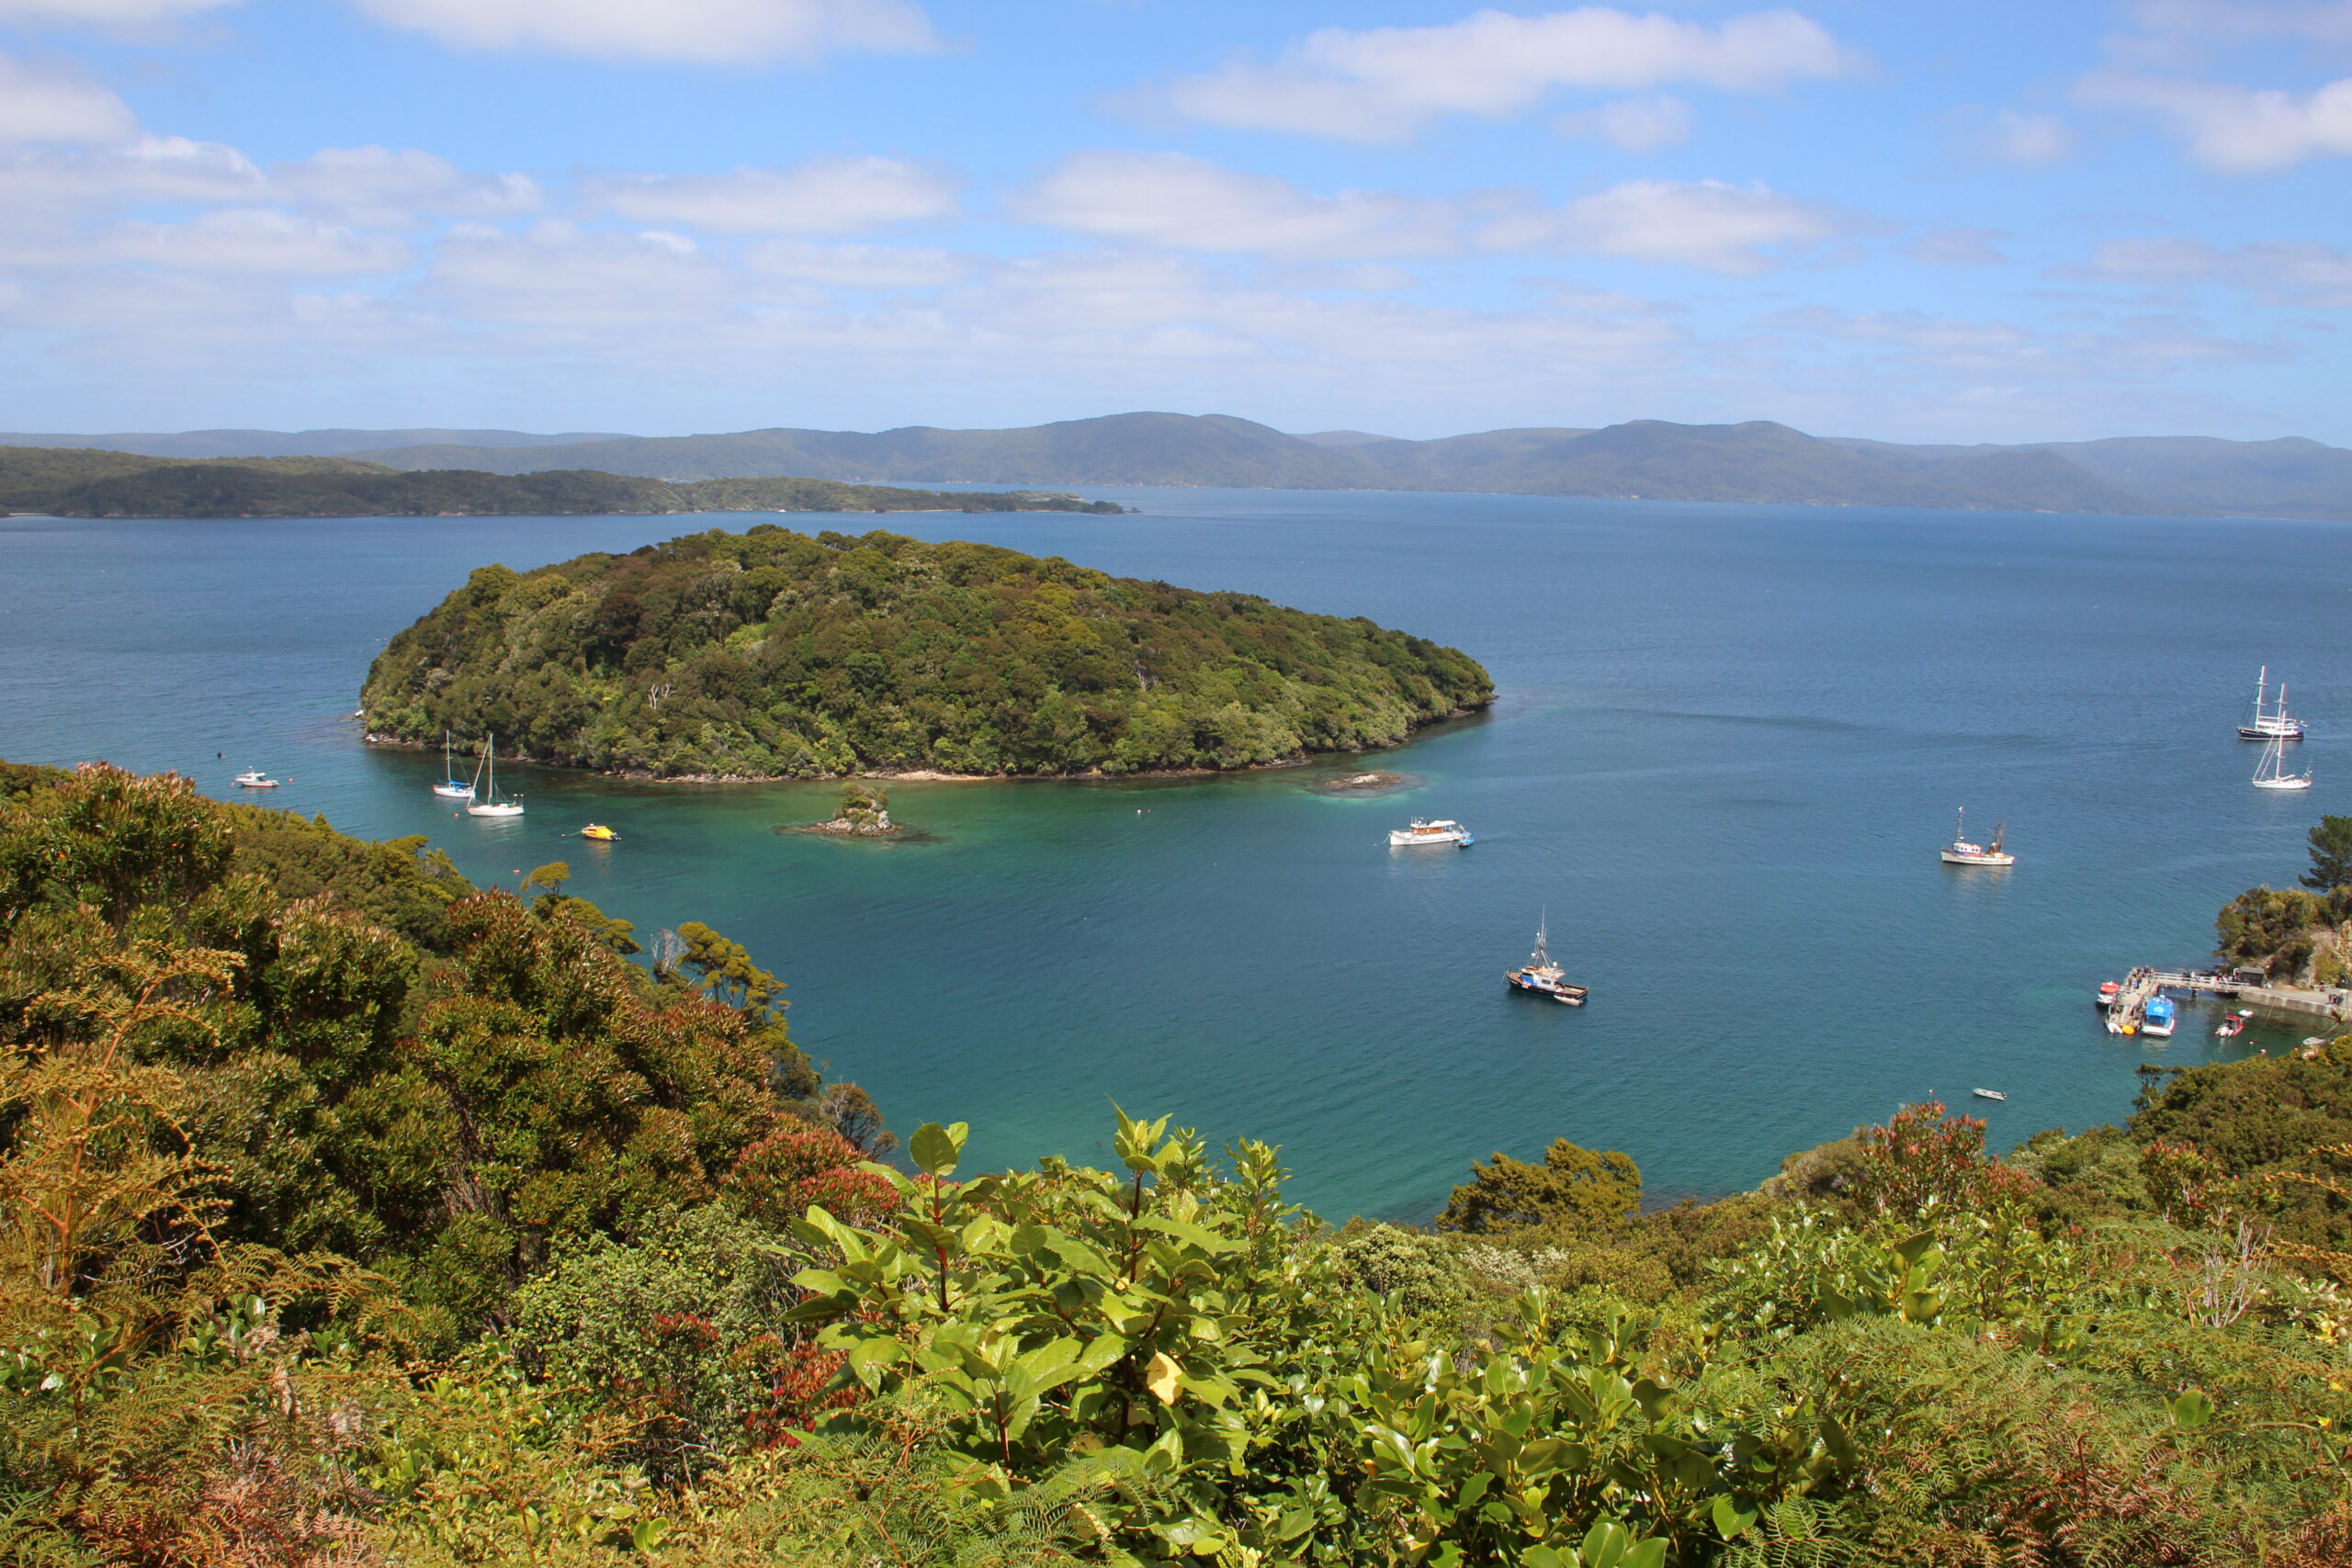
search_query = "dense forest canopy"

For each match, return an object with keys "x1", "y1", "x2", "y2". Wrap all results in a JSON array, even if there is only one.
[
  {"x1": 0, "y1": 445, "x2": 1125, "y2": 519},
  {"x1": 7, "y1": 758, "x2": 2352, "y2": 1565},
  {"x1": 360, "y1": 525, "x2": 1495, "y2": 779}
]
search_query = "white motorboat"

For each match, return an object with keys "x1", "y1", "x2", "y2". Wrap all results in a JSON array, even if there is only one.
[
  {"x1": 1389, "y1": 818, "x2": 1473, "y2": 848},
  {"x1": 1972, "y1": 1088, "x2": 2007, "y2": 1101},
  {"x1": 463, "y1": 736, "x2": 525, "y2": 818},
  {"x1": 432, "y1": 729, "x2": 475, "y2": 799},
  {"x1": 1939, "y1": 807, "x2": 2015, "y2": 866},
  {"x1": 1504, "y1": 913, "x2": 1588, "y2": 1005},
  {"x1": 2143, "y1": 996, "x2": 2177, "y2": 1038},
  {"x1": 2097, "y1": 980, "x2": 2120, "y2": 1009},
  {"x1": 232, "y1": 769, "x2": 279, "y2": 789},
  {"x1": 2253, "y1": 731, "x2": 2312, "y2": 791},
  {"x1": 2239, "y1": 666, "x2": 2305, "y2": 740}
]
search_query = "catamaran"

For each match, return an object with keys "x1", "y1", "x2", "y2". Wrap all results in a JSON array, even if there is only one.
[
  {"x1": 1505, "y1": 913, "x2": 1588, "y2": 1005},
  {"x1": 432, "y1": 730, "x2": 475, "y2": 799},
  {"x1": 2252, "y1": 730, "x2": 2312, "y2": 792},
  {"x1": 463, "y1": 736, "x2": 525, "y2": 818},
  {"x1": 2240, "y1": 666, "x2": 2305, "y2": 740},
  {"x1": 1939, "y1": 807, "x2": 2015, "y2": 866}
]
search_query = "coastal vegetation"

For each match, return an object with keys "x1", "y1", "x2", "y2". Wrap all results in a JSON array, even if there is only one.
[
  {"x1": 0, "y1": 446, "x2": 1125, "y2": 520},
  {"x1": 359, "y1": 524, "x2": 1493, "y2": 779},
  {"x1": 7, "y1": 759, "x2": 2352, "y2": 1565},
  {"x1": 2213, "y1": 815, "x2": 2352, "y2": 985}
]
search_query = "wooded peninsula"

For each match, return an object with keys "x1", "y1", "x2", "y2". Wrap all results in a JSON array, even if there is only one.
[
  {"x1": 359, "y1": 525, "x2": 1494, "y2": 778},
  {"x1": 0, "y1": 445, "x2": 1126, "y2": 519}
]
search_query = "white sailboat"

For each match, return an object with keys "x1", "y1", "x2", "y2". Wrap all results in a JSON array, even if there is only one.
[
  {"x1": 2240, "y1": 666, "x2": 2305, "y2": 740},
  {"x1": 1939, "y1": 807, "x2": 2015, "y2": 866},
  {"x1": 432, "y1": 730, "x2": 475, "y2": 799},
  {"x1": 463, "y1": 735, "x2": 525, "y2": 817},
  {"x1": 2252, "y1": 730, "x2": 2312, "y2": 791}
]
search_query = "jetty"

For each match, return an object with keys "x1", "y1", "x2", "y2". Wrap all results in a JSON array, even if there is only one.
[{"x1": 2105, "y1": 965, "x2": 2351, "y2": 1035}]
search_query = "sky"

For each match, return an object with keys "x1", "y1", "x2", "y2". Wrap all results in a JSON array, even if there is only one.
[{"x1": 1, "y1": 1, "x2": 2350, "y2": 443}]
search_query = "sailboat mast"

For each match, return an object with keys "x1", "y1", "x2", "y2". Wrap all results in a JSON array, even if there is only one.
[{"x1": 2256, "y1": 666, "x2": 2268, "y2": 723}]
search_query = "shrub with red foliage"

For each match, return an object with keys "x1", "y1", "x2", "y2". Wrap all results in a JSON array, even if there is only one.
[
  {"x1": 1854, "y1": 1100, "x2": 2041, "y2": 1219},
  {"x1": 725, "y1": 1123, "x2": 901, "y2": 1227}
]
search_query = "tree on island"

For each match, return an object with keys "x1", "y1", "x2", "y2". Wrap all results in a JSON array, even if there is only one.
[{"x1": 835, "y1": 781, "x2": 890, "y2": 831}]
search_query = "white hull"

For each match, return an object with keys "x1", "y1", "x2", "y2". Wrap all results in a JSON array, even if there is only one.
[
  {"x1": 2142, "y1": 1020, "x2": 2177, "y2": 1038},
  {"x1": 1940, "y1": 849, "x2": 2015, "y2": 866},
  {"x1": 433, "y1": 783, "x2": 475, "y2": 799},
  {"x1": 465, "y1": 801, "x2": 525, "y2": 818},
  {"x1": 2254, "y1": 777, "x2": 2312, "y2": 791},
  {"x1": 1389, "y1": 818, "x2": 1472, "y2": 847},
  {"x1": 1972, "y1": 1089, "x2": 2007, "y2": 1101}
]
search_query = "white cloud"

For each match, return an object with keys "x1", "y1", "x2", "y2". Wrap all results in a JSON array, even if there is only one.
[
  {"x1": 0, "y1": 134, "x2": 264, "y2": 210},
  {"x1": 1477, "y1": 178, "x2": 1843, "y2": 274},
  {"x1": 433, "y1": 221, "x2": 750, "y2": 330},
  {"x1": 742, "y1": 240, "x2": 968, "y2": 288},
  {"x1": 1154, "y1": 6, "x2": 1859, "y2": 142},
  {"x1": 272, "y1": 145, "x2": 540, "y2": 228},
  {"x1": 2089, "y1": 234, "x2": 2352, "y2": 306},
  {"x1": 1965, "y1": 107, "x2": 2076, "y2": 166},
  {"x1": 0, "y1": 54, "x2": 135, "y2": 146},
  {"x1": 2082, "y1": 73, "x2": 2352, "y2": 170},
  {"x1": 0, "y1": 0, "x2": 232, "y2": 24},
  {"x1": 105, "y1": 207, "x2": 409, "y2": 274},
  {"x1": 2126, "y1": 1, "x2": 2352, "y2": 46},
  {"x1": 1555, "y1": 95, "x2": 1692, "y2": 151},
  {"x1": 1909, "y1": 228, "x2": 2008, "y2": 266},
  {"x1": 350, "y1": 0, "x2": 937, "y2": 64},
  {"x1": 1012, "y1": 151, "x2": 1460, "y2": 260},
  {"x1": 593, "y1": 155, "x2": 960, "y2": 235}
]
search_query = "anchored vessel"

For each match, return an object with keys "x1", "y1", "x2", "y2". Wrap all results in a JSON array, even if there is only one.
[
  {"x1": 1939, "y1": 807, "x2": 2015, "y2": 867},
  {"x1": 1505, "y1": 915, "x2": 1588, "y2": 1006},
  {"x1": 2240, "y1": 666, "x2": 2305, "y2": 741},
  {"x1": 232, "y1": 769, "x2": 279, "y2": 789},
  {"x1": 432, "y1": 730, "x2": 475, "y2": 799},
  {"x1": 2253, "y1": 731, "x2": 2313, "y2": 792},
  {"x1": 2143, "y1": 995, "x2": 2177, "y2": 1038},
  {"x1": 1973, "y1": 1089, "x2": 2007, "y2": 1101},
  {"x1": 580, "y1": 823, "x2": 617, "y2": 841},
  {"x1": 1390, "y1": 818, "x2": 1473, "y2": 848},
  {"x1": 2217, "y1": 1010, "x2": 2249, "y2": 1039},
  {"x1": 463, "y1": 736, "x2": 525, "y2": 818},
  {"x1": 2097, "y1": 980, "x2": 2120, "y2": 1010}
]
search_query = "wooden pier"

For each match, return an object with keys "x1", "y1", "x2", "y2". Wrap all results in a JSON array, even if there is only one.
[{"x1": 2105, "y1": 965, "x2": 2351, "y2": 1036}]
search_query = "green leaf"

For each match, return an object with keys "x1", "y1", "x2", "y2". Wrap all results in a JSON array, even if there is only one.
[
  {"x1": 1138, "y1": 1214, "x2": 1238, "y2": 1255},
  {"x1": 910, "y1": 1121, "x2": 969, "y2": 1179},
  {"x1": 2170, "y1": 1388, "x2": 2215, "y2": 1430},
  {"x1": 1621, "y1": 1542, "x2": 1666, "y2": 1568},
  {"x1": 1580, "y1": 1519, "x2": 1630, "y2": 1568},
  {"x1": 1712, "y1": 1494, "x2": 1758, "y2": 1540}
]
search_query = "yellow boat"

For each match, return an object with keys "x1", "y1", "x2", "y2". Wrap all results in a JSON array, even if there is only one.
[{"x1": 580, "y1": 823, "x2": 617, "y2": 841}]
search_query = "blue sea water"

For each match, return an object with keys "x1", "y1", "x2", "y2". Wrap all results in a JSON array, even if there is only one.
[{"x1": 4, "y1": 491, "x2": 2348, "y2": 1220}]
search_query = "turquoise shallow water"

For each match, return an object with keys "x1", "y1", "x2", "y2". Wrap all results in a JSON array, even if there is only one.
[{"x1": 4, "y1": 491, "x2": 2349, "y2": 1218}]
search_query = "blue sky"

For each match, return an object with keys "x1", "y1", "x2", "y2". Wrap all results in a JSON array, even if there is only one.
[{"x1": 2, "y1": 1, "x2": 2349, "y2": 443}]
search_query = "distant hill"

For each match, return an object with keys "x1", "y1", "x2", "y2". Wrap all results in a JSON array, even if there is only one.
[
  {"x1": 0, "y1": 447, "x2": 1125, "y2": 519},
  {"x1": 17, "y1": 413, "x2": 2348, "y2": 518},
  {"x1": 0, "y1": 427, "x2": 620, "y2": 458}
]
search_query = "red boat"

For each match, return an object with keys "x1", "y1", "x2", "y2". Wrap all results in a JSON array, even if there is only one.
[{"x1": 2217, "y1": 1011, "x2": 2249, "y2": 1039}]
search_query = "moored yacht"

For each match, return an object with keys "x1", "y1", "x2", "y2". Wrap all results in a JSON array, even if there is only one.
[
  {"x1": 432, "y1": 730, "x2": 476, "y2": 799},
  {"x1": 2240, "y1": 666, "x2": 2305, "y2": 740},
  {"x1": 2252, "y1": 730, "x2": 2312, "y2": 792},
  {"x1": 232, "y1": 769, "x2": 279, "y2": 788},
  {"x1": 463, "y1": 736, "x2": 525, "y2": 818},
  {"x1": 1389, "y1": 818, "x2": 1473, "y2": 848}
]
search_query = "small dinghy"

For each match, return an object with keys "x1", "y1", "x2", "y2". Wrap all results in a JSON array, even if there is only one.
[{"x1": 1973, "y1": 1088, "x2": 2007, "y2": 1101}]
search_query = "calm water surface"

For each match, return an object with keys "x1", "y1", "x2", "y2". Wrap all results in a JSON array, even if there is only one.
[{"x1": 4, "y1": 491, "x2": 2348, "y2": 1218}]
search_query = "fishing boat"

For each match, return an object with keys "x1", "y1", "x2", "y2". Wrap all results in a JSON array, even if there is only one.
[
  {"x1": 1972, "y1": 1088, "x2": 2007, "y2": 1102},
  {"x1": 2239, "y1": 666, "x2": 2305, "y2": 740},
  {"x1": 2097, "y1": 980, "x2": 2120, "y2": 1009},
  {"x1": 463, "y1": 737, "x2": 525, "y2": 818},
  {"x1": 580, "y1": 824, "x2": 617, "y2": 841},
  {"x1": 2143, "y1": 995, "x2": 2177, "y2": 1038},
  {"x1": 1389, "y1": 818, "x2": 1473, "y2": 848},
  {"x1": 1939, "y1": 807, "x2": 2015, "y2": 866},
  {"x1": 2253, "y1": 731, "x2": 2312, "y2": 791},
  {"x1": 2217, "y1": 1010, "x2": 2249, "y2": 1039},
  {"x1": 432, "y1": 731, "x2": 475, "y2": 799},
  {"x1": 232, "y1": 769, "x2": 279, "y2": 789},
  {"x1": 1504, "y1": 913, "x2": 1588, "y2": 1005}
]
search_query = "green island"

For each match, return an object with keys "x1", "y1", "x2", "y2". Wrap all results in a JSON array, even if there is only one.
[
  {"x1": 0, "y1": 445, "x2": 1127, "y2": 519},
  {"x1": 360, "y1": 525, "x2": 1494, "y2": 778},
  {"x1": 7, "y1": 758, "x2": 2352, "y2": 1566}
]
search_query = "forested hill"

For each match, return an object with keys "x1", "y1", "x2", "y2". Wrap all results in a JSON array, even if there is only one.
[
  {"x1": 0, "y1": 445, "x2": 1125, "y2": 518},
  {"x1": 361, "y1": 524, "x2": 1493, "y2": 779}
]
